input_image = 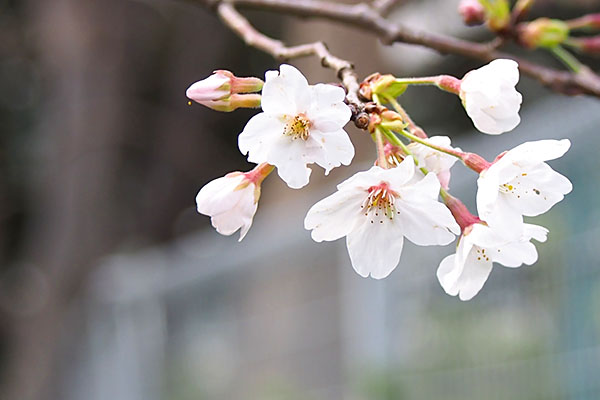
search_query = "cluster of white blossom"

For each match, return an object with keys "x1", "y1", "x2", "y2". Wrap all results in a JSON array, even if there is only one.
[{"x1": 187, "y1": 60, "x2": 572, "y2": 301}]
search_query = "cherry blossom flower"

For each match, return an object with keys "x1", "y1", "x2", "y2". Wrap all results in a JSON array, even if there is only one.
[
  {"x1": 407, "y1": 136, "x2": 461, "y2": 189},
  {"x1": 437, "y1": 222, "x2": 548, "y2": 301},
  {"x1": 477, "y1": 139, "x2": 572, "y2": 238},
  {"x1": 196, "y1": 163, "x2": 272, "y2": 241},
  {"x1": 460, "y1": 59, "x2": 523, "y2": 135},
  {"x1": 238, "y1": 64, "x2": 354, "y2": 189},
  {"x1": 304, "y1": 157, "x2": 460, "y2": 279}
]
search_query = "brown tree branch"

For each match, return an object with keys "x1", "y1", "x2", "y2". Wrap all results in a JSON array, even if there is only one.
[
  {"x1": 371, "y1": 0, "x2": 404, "y2": 15},
  {"x1": 196, "y1": 0, "x2": 600, "y2": 98},
  {"x1": 216, "y1": 2, "x2": 365, "y2": 120}
]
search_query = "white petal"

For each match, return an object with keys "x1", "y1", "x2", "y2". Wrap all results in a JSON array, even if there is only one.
[
  {"x1": 397, "y1": 199, "x2": 459, "y2": 246},
  {"x1": 490, "y1": 59, "x2": 520, "y2": 85},
  {"x1": 336, "y1": 165, "x2": 387, "y2": 191},
  {"x1": 407, "y1": 136, "x2": 460, "y2": 177},
  {"x1": 403, "y1": 171, "x2": 441, "y2": 200},
  {"x1": 261, "y1": 64, "x2": 311, "y2": 115},
  {"x1": 238, "y1": 112, "x2": 286, "y2": 159},
  {"x1": 308, "y1": 129, "x2": 355, "y2": 175},
  {"x1": 196, "y1": 175, "x2": 246, "y2": 216},
  {"x1": 380, "y1": 155, "x2": 417, "y2": 189},
  {"x1": 476, "y1": 168, "x2": 501, "y2": 216},
  {"x1": 395, "y1": 173, "x2": 459, "y2": 245},
  {"x1": 461, "y1": 59, "x2": 522, "y2": 135},
  {"x1": 240, "y1": 113, "x2": 313, "y2": 189},
  {"x1": 523, "y1": 223, "x2": 548, "y2": 243},
  {"x1": 465, "y1": 98, "x2": 505, "y2": 135},
  {"x1": 468, "y1": 223, "x2": 507, "y2": 248},
  {"x1": 503, "y1": 139, "x2": 571, "y2": 164},
  {"x1": 273, "y1": 151, "x2": 312, "y2": 189},
  {"x1": 307, "y1": 84, "x2": 351, "y2": 132},
  {"x1": 437, "y1": 235, "x2": 496, "y2": 301},
  {"x1": 480, "y1": 194, "x2": 525, "y2": 240},
  {"x1": 492, "y1": 240, "x2": 538, "y2": 267},
  {"x1": 346, "y1": 219, "x2": 404, "y2": 279},
  {"x1": 210, "y1": 191, "x2": 257, "y2": 239},
  {"x1": 456, "y1": 246, "x2": 494, "y2": 300},
  {"x1": 503, "y1": 163, "x2": 572, "y2": 217},
  {"x1": 186, "y1": 73, "x2": 230, "y2": 102},
  {"x1": 196, "y1": 176, "x2": 258, "y2": 240},
  {"x1": 437, "y1": 254, "x2": 461, "y2": 297},
  {"x1": 304, "y1": 189, "x2": 364, "y2": 242}
]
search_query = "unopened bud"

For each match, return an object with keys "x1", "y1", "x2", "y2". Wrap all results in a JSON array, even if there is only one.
[
  {"x1": 458, "y1": 0, "x2": 486, "y2": 26},
  {"x1": 517, "y1": 18, "x2": 570, "y2": 49},
  {"x1": 186, "y1": 70, "x2": 263, "y2": 112},
  {"x1": 479, "y1": 0, "x2": 511, "y2": 32},
  {"x1": 360, "y1": 73, "x2": 407, "y2": 102},
  {"x1": 379, "y1": 110, "x2": 408, "y2": 132}
]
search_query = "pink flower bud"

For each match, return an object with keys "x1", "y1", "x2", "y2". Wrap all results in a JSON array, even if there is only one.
[
  {"x1": 186, "y1": 70, "x2": 263, "y2": 112},
  {"x1": 458, "y1": 0, "x2": 486, "y2": 26},
  {"x1": 186, "y1": 71, "x2": 231, "y2": 104}
]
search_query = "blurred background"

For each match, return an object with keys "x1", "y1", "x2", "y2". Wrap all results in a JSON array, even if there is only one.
[{"x1": 1, "y1": 0, "x2": 599, "y2": 399}]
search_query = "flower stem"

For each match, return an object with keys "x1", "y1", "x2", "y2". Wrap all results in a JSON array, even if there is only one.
[
  {"x1": 245, "y1": 162, "x2": 274, "y2": 184},
  {"x1": 380, "y1": 127, "x2": 430, "y2": 176},
  {"x1": 374, "y1": 127, "x2": 389, "y2": 169},
  {"x1": 383, "y1": 95, "x2": 428, "y2": 138},
  {"x1": 440, "y1": 190, "x2": 481, "y2": 231},
  {"x1": 550, "y1": 45, "x2": 582, "y2": 73},
  {"x1": 393, "y1": 75, "x2": 461, "y2": 94},
  {"x1": 396, "y1": 129, "x2": 464, "y2": 159}
]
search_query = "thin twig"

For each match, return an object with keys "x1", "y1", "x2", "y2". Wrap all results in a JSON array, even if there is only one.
[
  {"x1": 372, "y1": 0, "x2": 404, "y2": 15},
  {"x1": 216, "y1": 2, "x2": 364, "y2": 115},
  {"x1": 195, "y1": 0, "x2": 600, "y2": 98}
]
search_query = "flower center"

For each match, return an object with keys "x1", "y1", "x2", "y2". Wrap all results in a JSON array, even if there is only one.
[
  {"x1": 361, "y1": 182, "x2": 400, "y2": 224},
  {"x1": 283, "y1": 114, "x2": 311, "y2": 140}
]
